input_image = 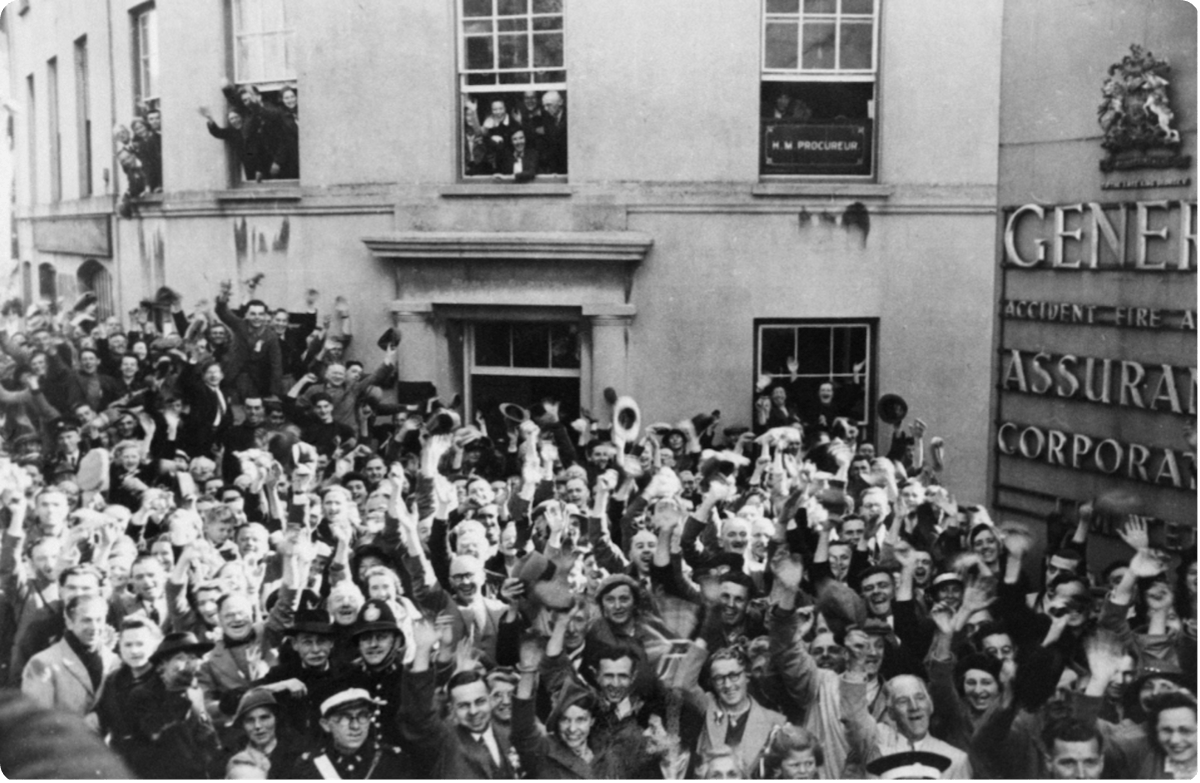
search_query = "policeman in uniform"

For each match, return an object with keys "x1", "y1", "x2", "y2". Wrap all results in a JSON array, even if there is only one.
[
  {"x1": 343, "y1": 599, "x2": 410, "y2": 746},
  {"x1": 289, "y1": 687, "x2": 408, "y2": 779}
]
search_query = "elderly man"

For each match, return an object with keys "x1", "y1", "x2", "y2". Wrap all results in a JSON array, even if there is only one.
[
  {"x1": 21, "y1": 593, "x2": 120, "y2": 716},
  {"x1": 540, "y1": 90, "x2": 567, "y2": 174},
  {"x1": 842, "y1": 669, "x2": 971, "y2": 779}
]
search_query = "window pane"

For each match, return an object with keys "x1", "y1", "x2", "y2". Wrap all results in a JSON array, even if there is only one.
[
  {"x1": 803, "y1": 0, "x2": 836, "y2": 13},
  {"x1": 463, "y1": 0, "x2": 492, "y2": 17},
  {"x1": 497, "y1": 34, "x2": 529, "y2": 68},
  {"x1": 466, "y1": 72, "x2": 498, "y2": 86},
  {"x1": 764, "y1": 22, "x2": 799, "y2": 69},
  {"x1": 512, "y1": 324, "x2": 550, "y2": 368},
  {"x1": 499, "y1": 71, "x2": 533, "y2": 84},
  {"x1": 766, "y1": 0, "x2": 800, "y2": 13},
  {"x1": 261, "y1": 0, "x2": 284, "y2": 31},
  {"x1": 839, "y1": 20, "x2": 873, "y2": 69},
  {"x1": 801, "y1": 21, "x2": 836, "y2": 69},
  {"x1": 831, "y1": 326, "x2": 867, "y2": 373},
  {"x1": 795, "y1": 328, "x2": 831, "y2": 374},
  {"x1": 498, "y1": 17, "x2": 528, "y2": 31},
  {"x1": 464, "y1": 19, "x2": 493, "y2": 33},
  {"x1": 475, "y1": 323, "x2": 511, "y2": 366},
  {"x1": 237, "y1": 37, "x2": 257, "y2": 83},
  {"x1": 549, "y1": 323, "x2": 579, "y2": 369},
  {"x1": 466, "y1": 36, "x2": 495, "y2": 70},
  {"x1": 532, "y1": 33, "x2": 563, "y2": 68},
  {"x1": 263, "y1": 34, "x2": 283, "y2": 80},
  {"x1": 532, "y1": 0, "x2": 562, "y2": 12},
  {"x1": 532, "y1": 15, "x2": 562, "y2": 30},
  {"x1": 842, "y1": 0, "x2": 873, "y2": 13},
  {"x1": 533, "y1": 69, "x2": 566, "y2": 83},
  {"x1": 235, "y1": 0, "x2": 260, "y2": 35},
  {"x1": 497, "y1": 0, "x2": 527, "y2": 16},
  {"x1": 760, "y1": 328, "x2": 795, "y2": 376}
]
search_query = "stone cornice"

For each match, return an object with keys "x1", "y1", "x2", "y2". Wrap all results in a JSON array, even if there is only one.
[{"x1": 361, "y1": 231, "x2": 653, "y2": 263}]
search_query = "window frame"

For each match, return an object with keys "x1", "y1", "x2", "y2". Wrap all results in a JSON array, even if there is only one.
[
  {"x1": 131, "y1": 4, "x2": 159, "y2": 109},
  {"x1": 753, "y1": 317, "x2": 878, "y2": 433},
  {"x1": 230, "y1": 0, "x2": 296, "y2": 90},
  {"x1": 456, "y1": 0, "x2": 567, "y2": 181},
  {"x1": 463, "y1": 318, "x2": 584, "y2": 420},
  {"x1": 74, "y1": 36, "x2": 92, "y2": 197},
  {"x1": 759, "y1": 0, "x2": 880, "y2": 179}
]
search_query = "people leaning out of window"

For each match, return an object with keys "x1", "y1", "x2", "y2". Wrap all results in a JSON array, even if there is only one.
[
  {"x1": 463, "y1": 90, "x2": 567, "y2": 181},
  {"x1": 201, "y1": 80, "x2": 299, "y2": 183}
]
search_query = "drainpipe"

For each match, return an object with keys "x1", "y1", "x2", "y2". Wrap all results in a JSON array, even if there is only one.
[{"x1": 104, "y1": 0, "x2": 124, "y2": 322}]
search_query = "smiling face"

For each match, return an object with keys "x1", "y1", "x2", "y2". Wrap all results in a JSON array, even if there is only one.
[
  {"x1": 630, "y1": 531, "x2": 656, "y2": 573},
  {"x1": 810, "y1": 632, "x2": 846, "y2": 672},
  {"x1": 1156, "y1": 706, "x2": 1197, "y2": 765},
  {"x1": 357, "y1": 630, "x2": 397, "y2": 667},
  {"x1": 66, "y1": 597, "x2": 109, "y2": 649},
  {"x1": 219, "y1": 594, "x2": 254, "y2": 640},
  {"x1": 972, "y1": 528, "x2": 1000, "y2": 565},
  {"x1": 451, "y1": 680, "x2": 492, "y2": 734},
  {"x1": 963, "y1": 668, "x2": 1000, "y2": 714},
  {"x1": 828, "y1": 543, "x2": 853, "y2": 581},
  {"x1": 600, "y1": 585, "x2": 635, "y2": 626},
  {"x1": 721, "y1": 518, "x2": 749, "y2": 554},
  {"x1": 596, "y1": 656, "x2": 634, "y2": 705},
  {"x1": 718, "y1": 580, "x2": 750, "y2": 628},
  {"x1": 489, "y1": 679, "x2": 515, "y2": 723},
  {"x1": 557, "y1": 704, "x2": 594, "y2": 752},
  {"x1": 709, "y1": 656, "x2": 749, "y2": 710},
  {"x1": 860, "y1": 572, "x2": 895, "y2": 617},
  {"x1": 889, "y1": 676, "x2": 933, "y2": 741},
  {"x1": 130, "y1": 558, "x2": 164, "y2": 601},
  {"x1": 844, "y1": 629, "x2": 885, "y2": 677}
]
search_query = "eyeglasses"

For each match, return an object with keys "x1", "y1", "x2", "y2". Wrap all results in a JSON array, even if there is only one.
[
  {"x1": 330, "y1": 710, "x2": 372, "y2": 726},
  {"x1": 710, "y1": 670, "x2": 745, "y2": 686},
  {"x1": 449, "y1": 573, "x2": 475, "y2": 583}
]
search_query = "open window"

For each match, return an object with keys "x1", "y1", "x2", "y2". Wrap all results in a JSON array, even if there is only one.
[
  {"x1": 458, "y1": 0, "x2": 567, "y2": 180},
  {"x1": 465, "y1": 320, "x2": 581, "y2": 435},
  {"x1": 755, "y1": 318, "x2": 875, "y2": 435},
  {"x1": 223, "y1": 0, "x2": 299, "y2": 183},
  {"x1": 760, "y1": 0, "x2": 878, "y2": 177}
]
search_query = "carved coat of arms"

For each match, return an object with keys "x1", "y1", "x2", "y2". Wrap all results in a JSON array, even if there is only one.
[{"x1": 1097, "y1": 44, "x2": 1190, "y2": 171}]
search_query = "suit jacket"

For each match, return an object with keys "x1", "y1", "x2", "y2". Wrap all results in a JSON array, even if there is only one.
[
  {"x1": 21, "y1": 637, "x2": 119, "y2": 716},
  {"x1": 401, "y1": 668, "x2": 517, "y2": 779},
  {"x1": 696, "y1": 696, "x2": 786, "y2": 775},
  {"x1": 179, "y1": 362, "x2": 233, "y2": 457},
  {"x1": 496, "y1": 147, "x2": 540, "y2": 181}
]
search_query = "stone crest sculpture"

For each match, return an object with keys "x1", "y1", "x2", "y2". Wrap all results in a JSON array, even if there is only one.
[{"x1": 1097, "y1": 44, "x2": 1190, "y2": 171}]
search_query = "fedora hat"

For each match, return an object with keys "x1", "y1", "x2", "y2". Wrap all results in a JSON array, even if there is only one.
[
  {"x1": 150, "y1": 631, "x2": 214, "y2": 666},
  {"x1": 287, "y1": 607, "x2": 336, "y2": 637},
  {"x1": 500, "y1": 402, "x2": 529, "y2": 425},
  {"x1": 876, "y1": 394, "x2": 908, "y2": 425},
  {"x1": 612, "y1": 395, "x2": 641, "y2": 445}
]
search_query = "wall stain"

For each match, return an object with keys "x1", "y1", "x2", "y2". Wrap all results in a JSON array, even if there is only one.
[
  {"x1": 273, "y1": 218, "x2": 290, "y2": 252},
  {"x1": 843, "y1": 202, "x2": 870, "y2": 247}
]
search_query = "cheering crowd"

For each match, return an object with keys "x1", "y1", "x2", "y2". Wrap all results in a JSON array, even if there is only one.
[{"x1": 0, "y1": 278, "x2": 1194, "y2": 780}]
